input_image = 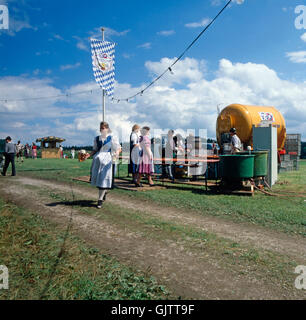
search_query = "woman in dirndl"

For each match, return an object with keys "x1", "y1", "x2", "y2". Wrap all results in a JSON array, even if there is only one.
[
  {"x1": 87, "y1": 121, "x2": 121, "y2": 208},
  {"x1": 129, "y1": 124, "x2": 141, "y2": 186},
  {"x1": 136, "y1": 126, "x2": 154, "y2": 187}
]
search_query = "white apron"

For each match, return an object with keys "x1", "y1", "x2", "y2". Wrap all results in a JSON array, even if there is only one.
[{"x1": 91, "y1": 135, "x2": 115, "y2": 189}]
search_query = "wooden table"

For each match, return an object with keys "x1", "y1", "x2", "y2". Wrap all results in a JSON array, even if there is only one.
[{"x1": 118, "y1": 155, "x2": 220, "y2": 190}]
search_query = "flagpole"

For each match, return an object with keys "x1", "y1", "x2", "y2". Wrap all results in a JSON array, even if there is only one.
[{"x1": 101, "y1": 27, "x2": 105, "y2": 122}]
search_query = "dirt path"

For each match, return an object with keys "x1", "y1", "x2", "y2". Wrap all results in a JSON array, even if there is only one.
[
  {"x1": 0, "y1": 176, "x2": 305, "y2": 299},
  {"x1": 7, "y1": 176, "x2": 306, "y2": 261}
]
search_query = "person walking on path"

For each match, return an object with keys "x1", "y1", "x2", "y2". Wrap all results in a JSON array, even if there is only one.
[
  {"x1": 136, "y1": 126, "x2": 154, "y2": 187},
  {"x1": 16, "y1": 140, "x2": 24, "y2": 163},
  {"x1": 1, "y1": 136, "x2": 16, "y2": 176},
  {"x1": 86, "y1": 121, "x2": 121, "y2": 208}
]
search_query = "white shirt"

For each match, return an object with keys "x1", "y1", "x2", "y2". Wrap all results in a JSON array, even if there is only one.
[
  {"x1": 93, "y1": 134, "x2": 121, "y2": 153},
  {"x1": 130, "y1": 132, "x2": 139, "y2": 146},
  {"x1": 231, "y1": 134, "x2": 242, "y2": 151}
]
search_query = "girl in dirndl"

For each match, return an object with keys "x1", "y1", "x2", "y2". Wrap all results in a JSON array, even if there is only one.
[
  {"x1": 87, "y1": 121, "x2": 121, "y2": 208},
  {"x1": 136, "y1": 126, "x2": 154, "y2": 187}
]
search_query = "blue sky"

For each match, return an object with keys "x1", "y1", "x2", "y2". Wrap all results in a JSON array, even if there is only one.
[{"x1": 0, "y1": 0, "x2": 306, "y2": 146}]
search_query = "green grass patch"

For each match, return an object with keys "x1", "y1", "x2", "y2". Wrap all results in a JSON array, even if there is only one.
[
  {"x1": 0, "y1": 198, "x2": 172, "y2": 300},
  {"x1": 15, "y1": 159, "x2": 306, "y2": 236},
  {"x1": 34, "y1": 187, "x2": 302, "y2": 291}
]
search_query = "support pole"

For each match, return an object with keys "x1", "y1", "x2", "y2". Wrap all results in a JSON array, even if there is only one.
[{"x1": 102, "y1": 27, "x2": 105, "y2": 122}]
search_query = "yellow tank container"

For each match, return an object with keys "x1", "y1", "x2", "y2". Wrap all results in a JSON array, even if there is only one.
[{"x1": 216, "y1": 104, "x2": 286, "y2": 150}]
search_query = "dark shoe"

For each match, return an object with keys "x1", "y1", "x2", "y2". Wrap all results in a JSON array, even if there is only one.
[
  {"x1": 1, "y1": 172, "x2": 5, "y2": 176},
  {"x1": 135, "y1": 183, "x2": 143, "y2": 187},
  {"x1": 149, "y1": 184, "x2": 155, "y2": 187},
  {"x1": 97, "y1": 200, "x2": 103, "y2": 209}
]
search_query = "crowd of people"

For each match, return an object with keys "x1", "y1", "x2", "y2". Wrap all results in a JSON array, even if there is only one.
[
  {"x1": 15, "y1": 140, "x2": 38, "y2": 161},
  {"x1": 87, "y1": 122, "x2": 218, "y2": 208},
  {"x1": 128, "y1": 126, "x2": 218, "y2": 185},
  {"x1": 129, "y1": 124, "x2": 154, "y2": 187},
  {"x1": 87, "y1": 122, "x2": 166, "y2": 208},
  {"x1": 1, "y1": 124, "x2": 240, "y2": 208}
]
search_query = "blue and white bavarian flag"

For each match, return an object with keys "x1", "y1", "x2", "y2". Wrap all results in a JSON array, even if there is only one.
[{"x1": 91, "y1": 38, "x2": 115, "y2": 97}]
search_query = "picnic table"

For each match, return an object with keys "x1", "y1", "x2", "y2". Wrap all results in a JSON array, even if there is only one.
[{"x1": 118, "y1": 155, "x2": 220, "y2": 190}]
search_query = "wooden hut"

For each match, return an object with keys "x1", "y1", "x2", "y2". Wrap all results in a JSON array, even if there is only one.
[{"x1": 36, "y1": 136, "x2": 65, "y2": 159}]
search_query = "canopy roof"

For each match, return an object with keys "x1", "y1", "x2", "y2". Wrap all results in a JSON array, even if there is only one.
[{"x1": 36, "y1": 136, "x2": 65, "y2": 143}]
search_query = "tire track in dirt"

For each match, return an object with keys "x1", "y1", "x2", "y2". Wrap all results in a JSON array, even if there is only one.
[
  {"x1": 0, "y1": 177, "x2": 301, "y2": 299},
  {"x1": 10, "y1": 176, "x2": 306, "y2": 262}
]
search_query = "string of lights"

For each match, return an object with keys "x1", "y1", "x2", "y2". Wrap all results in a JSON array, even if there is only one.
[
  {"x1": 112, "y1": 0, "x2": 233, "y2": 103},
  {"x1": 0, "y1": 0, "x2": 232, "y2": 104}
]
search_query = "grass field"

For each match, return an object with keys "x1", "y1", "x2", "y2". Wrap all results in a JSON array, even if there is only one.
[
  {"x1": 1, "y1": 158, "x2": 306, "y2": 299},
  {"x1": 0, "y1": 198, "x2": 171, "y2": 300},
  {"x1": 15, "y1": 158, "x2": 306, "y2": 236}
]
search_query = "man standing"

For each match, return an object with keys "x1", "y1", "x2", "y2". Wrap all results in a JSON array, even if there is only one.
[
  {"x1": 230, "y1": 128, "x2": 242, "y2": 154},
  {"x1": 1, "y1": 136, "x2": 16, "y2": 176}
]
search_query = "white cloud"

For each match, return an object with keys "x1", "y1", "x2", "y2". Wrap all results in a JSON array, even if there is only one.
[
  {"x1": 4, "y1": 17, "x2": 37, "y2": 36},
  {"x1": 73, "y1": 36, "x2": 89, "y2": 51},
  {"x1": 35, "y1": 51, "x2": 50, "y2": 56},
  {"x1": 211, "y1": 0, "x2": 244, "y2": 6},
  {"x1": 301, "y1": 33, "x2": 306, "y2": 42},
  {"x1": 53, "y1": 34, "x2": 64, "y2": 41},
  {"x1": 1, "y1": 58, "x2": 306, "y2": 145},
  {"x1": 102, "y1": 27, "x2": 130, "y2": 37},
  {"x1": 0, "y1": 77, "x2": 63, "y2": 115},
  {"x1": 157, "y1": 30, "x2": 175, "y2": 36},
  {"x1": 60, "y1": 62, "x2": 81, "y2": 71},
  {"x1": 12, "y1": 121, "x2": 26, "y2": 128},
  {"x1": 286, "y1": 51, "x2": 306, "y2": 63},
  {"x1": 145, "y1": 57, "x2": 206, "y2": 86},
  {"x1": 211, "y1": 0, "x2": 222, "y2": 6},
  {"x1": 122, "y1": 53, "x2": 133, "y2": 59},
  {"x1": 65, "y1": 58, "x2": 306, "y2": 141},
  {"x1": 138, "y1": 42, "x2": 152, "y2": 49},
  {"x1": 185, "y1": 18, "x2": 211, "y2": 28}
]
